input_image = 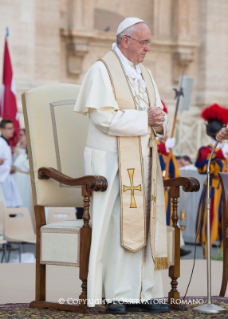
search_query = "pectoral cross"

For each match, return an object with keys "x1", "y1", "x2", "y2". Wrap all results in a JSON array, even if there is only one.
[{"x1": 123, "y1": 168, "x2": 141, "y2": 208}]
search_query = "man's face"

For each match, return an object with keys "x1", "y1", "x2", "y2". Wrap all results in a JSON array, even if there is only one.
[
  {"x1": 0, "y1": 123, "x2": 15, "y2": 139},
  {"x1": 18, "y1": 130, "x2": 26, "y2": 143},
  {"x1": 121, "y1": 23, "x2": 151, "y2": 64}
]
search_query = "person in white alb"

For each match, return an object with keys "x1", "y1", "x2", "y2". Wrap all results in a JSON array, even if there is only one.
[
  {"x1": 13, "y1": 129, "x2": 32, "y2": 214},
  {"x1": 74, "y1": 18, "x2": 170, "y2": 314},
  {"x1": 0, "y1": 119, "x2": 22, "y2": 207},
  {"x1": 0, "y1": 158, "x2": 6, "y2": 204}
]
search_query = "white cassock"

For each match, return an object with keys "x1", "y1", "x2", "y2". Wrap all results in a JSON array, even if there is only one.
[
  {"x1": 0, "y1": 137, "x2": 22, "y2": 207},
  {"x1": 13, "y1": 147, "x2": 32, "y2": 214},
  {"x1": 74, "y1": 53, "x2": 167, "y2": 307}
]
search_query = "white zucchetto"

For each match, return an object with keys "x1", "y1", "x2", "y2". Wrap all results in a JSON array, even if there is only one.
[{"x1": 116, "y1": 17, "x2": 144, "y2": 36}]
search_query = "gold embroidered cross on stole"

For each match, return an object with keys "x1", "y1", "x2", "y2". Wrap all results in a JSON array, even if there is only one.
[{"x1": 123, "y1": 168, "x2": 141, "y2": 208}]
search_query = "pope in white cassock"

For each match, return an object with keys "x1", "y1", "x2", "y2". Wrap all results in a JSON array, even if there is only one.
[
  {"x1": 74, "y1": 18, "x2": 170, "y2": 314},
  {"x1": 0, "y1": 119, "x2": 22, "y2": 208}
]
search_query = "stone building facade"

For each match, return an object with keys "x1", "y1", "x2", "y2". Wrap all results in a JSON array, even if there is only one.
[{"x1": 0, "y1": 0, "x2": 228, "y2": 157}]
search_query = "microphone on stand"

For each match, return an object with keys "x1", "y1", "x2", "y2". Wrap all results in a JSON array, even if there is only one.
[{"x1": 193, "y1": 136, "x2": 227, "y2": 314}]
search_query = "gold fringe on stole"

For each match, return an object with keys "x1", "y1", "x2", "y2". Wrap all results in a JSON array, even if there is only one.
[
  {"x1": 149, "y1": 129, "x2": 157, "y2": 260},
  {"x1": 154, "y1": 257, "x2": 169, "y2": 270},
  {"x1": 150, "y1": 128, "x2": 169, "y2": 270},
  {"x1": 149, "y1": 136, "x2": 154, "y2": 148}
]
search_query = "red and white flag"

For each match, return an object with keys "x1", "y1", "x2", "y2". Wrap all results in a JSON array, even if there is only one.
[{"x1": 0, "y1": 29, "x2": 20, "y2": 147}]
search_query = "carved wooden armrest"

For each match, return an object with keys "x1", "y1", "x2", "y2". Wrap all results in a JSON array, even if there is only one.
[
  {"x1": 38, "y1": 167, "x2": 108, "y2": 192},
  {"x1": 164, "y1": 177, "x2": 200, "y2": 192},
  {"x1": 34, "y1": 167, "x2": 108, "y2": 311}
]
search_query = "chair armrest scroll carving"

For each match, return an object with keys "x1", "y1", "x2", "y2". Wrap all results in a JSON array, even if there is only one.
[
  {"x1": 164, "y1": 177, "x2": 200, "y2": 192},
  {"x1": 38, "y1": 167, "x2": 108, "y2": 192}
]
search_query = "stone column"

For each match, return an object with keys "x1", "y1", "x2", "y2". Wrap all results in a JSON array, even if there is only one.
[
  {"x1": 64, "y1": 0, "x2": 95, "y2": 77},
  {"x1": 68, "y1": 0, "x2": 94, "y2": 30},
  {"x1": 197, "y1": 0, "x2": 228, "y2": 107}
]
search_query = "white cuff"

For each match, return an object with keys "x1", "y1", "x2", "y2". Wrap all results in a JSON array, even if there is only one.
[
  {"x1": 165, "y1": 143, "x2": 170, "y2": 153},
  {"x1": 221, "y1": 147, "x2": 228, "y2": 158}
]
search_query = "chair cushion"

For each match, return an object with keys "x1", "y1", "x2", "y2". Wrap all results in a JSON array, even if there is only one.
[
  {"x1": 41, "y1": 220, "x2": 85, "y2": 266},
  {"x1": 41, "y1": 221, "x2": 174, "y2": 267}
]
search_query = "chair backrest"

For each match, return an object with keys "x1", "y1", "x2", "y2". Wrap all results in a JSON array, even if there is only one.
[
  {"x1": 48, "y1": 207, "x2": 76, "y2": 224},
  {"x1": 0, "y1": 201, "x2": 5, "y2": 235},
  {"x1": 22, "y1": 84, "x2": 88, "y2": 207},
  {"x1": 4, "y1": 207, "x2": 35, "y2": 241}
]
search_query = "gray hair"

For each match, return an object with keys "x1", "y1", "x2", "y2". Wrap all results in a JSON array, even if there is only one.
[{"x1": 116, "y1": 23, "x2": 144, "y2": 46}]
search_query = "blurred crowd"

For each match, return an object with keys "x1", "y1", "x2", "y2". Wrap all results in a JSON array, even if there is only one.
[
  {"x1": 0, "y1": 119, "x2": 31, "y2": 212},
  {"x1": 157, "y1": 102, "x2": 228, "y2": 257}
]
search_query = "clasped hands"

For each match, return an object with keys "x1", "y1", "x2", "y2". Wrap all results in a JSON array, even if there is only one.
[{"x1": 148, "y1": 107, "x2": 165, "y2": 127}]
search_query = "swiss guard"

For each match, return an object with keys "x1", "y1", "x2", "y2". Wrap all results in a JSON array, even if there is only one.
[{"x1": 195, "y1": 103, "x2": 228, "y2": 256}]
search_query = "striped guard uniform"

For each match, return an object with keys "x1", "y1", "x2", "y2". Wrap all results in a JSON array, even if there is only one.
[
  {"x1": 195, "y1": 144, "x2": 228, "y2": 252},
  {"x1": 157, "y1": 139, "x2": 180, "y2": 226}
]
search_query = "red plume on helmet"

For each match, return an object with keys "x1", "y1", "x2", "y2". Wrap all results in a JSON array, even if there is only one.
[
  {"x1": 201, "y1": 103, "x2": 228, "y2": 125},
  {"x1": 161, "y1": 100, "x2": 168, "y2": 114},
  {"x1": 201, "y1": 103, "x2": 228, "y2": 137}
]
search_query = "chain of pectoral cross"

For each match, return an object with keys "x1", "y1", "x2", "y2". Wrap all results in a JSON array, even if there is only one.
[{"x1": 127, "y1": 77, "x2": 150, "y2": 111}]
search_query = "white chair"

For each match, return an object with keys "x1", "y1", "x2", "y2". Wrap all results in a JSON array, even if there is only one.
[
  {"x1": 4, "y1": 207, "x2": 36, "y2": 262},
  {"x1": 22, "y1": 84, "x2": 107, "y2": 314}
]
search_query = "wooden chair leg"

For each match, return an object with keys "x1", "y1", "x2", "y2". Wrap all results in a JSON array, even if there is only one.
[
  {"x1": 218, "y1": 173, "x2": 228, "y2": 296},
  {"x1": 30, "y1": 206, "x2": 46, "y2": 303},
  {"x1": 79, "y1": 186, "x2": 92, "y2": 306},
  {"x1": 220, "y1": 236, "x2": 228, "y2": 296},
  {"x1": 219, "y1": 185, "x2": 228, "y2": 296},
  {"x1": 168, "y1": 186, "x2": 187, "y2": 311},
  {"x1": 29, "y1": 200, "x2": 93, "y2": 314}
]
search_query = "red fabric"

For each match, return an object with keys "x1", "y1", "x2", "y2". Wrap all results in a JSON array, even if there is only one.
[
  {"x1": 199, "y1": 146, "x2": 212, "y2": 163},
  {"x1": 215, "y1": 149, "x2": 226, "y2": 160},
  {"x1": 161, "y1": 100, "x2": 168, "y2": 114},
  {"x1": 0, "y1": 36, "x2": 20, "y2": 147},
  {"x1": 201, "y1": 103, "x2": 228, "y2": 125},
  {"x1": 158, "y1": 142, "x2": 168, "y2": 155}
]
